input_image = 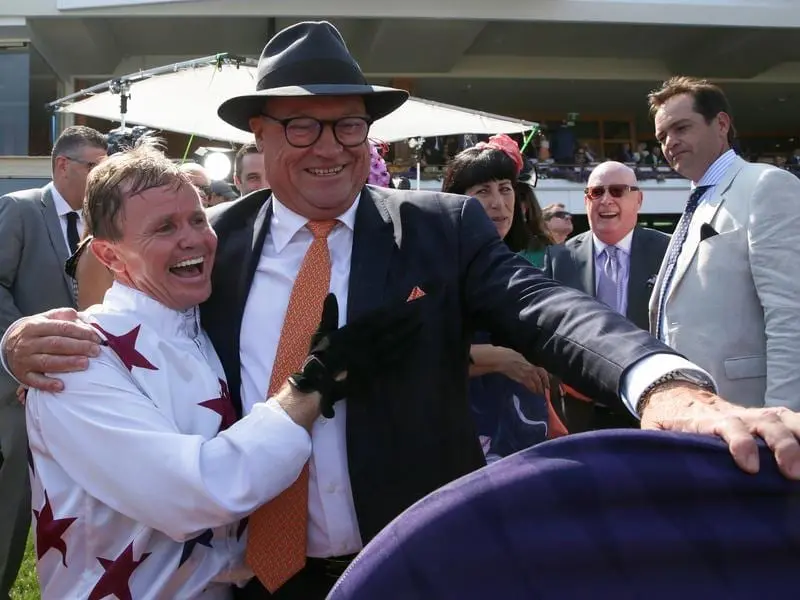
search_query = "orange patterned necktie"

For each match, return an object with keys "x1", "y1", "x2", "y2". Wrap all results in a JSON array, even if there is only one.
[{"x1": 246, "y1": 219, "x2": 337, "y2": 592}]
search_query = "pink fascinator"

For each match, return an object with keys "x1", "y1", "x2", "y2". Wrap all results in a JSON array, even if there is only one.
[
  {"x1": 475, "y1": 134, "x2": 524, "y2": 173},
  {"x1": 368, "y1": 141, "x2": 391, "y2": 188}
]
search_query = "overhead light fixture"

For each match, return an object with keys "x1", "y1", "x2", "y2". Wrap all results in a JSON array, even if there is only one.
[{"x1": 194, "y1": 146, "x2": 234, "y2": 180}]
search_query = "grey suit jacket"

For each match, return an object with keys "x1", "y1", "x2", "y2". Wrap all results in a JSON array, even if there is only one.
[
  {"x1": 543, "y1": 227, "x2": 669, "y2": 331},
  {"x1": 0, "y1": 185, "x2": 76, "y2": 401},
  {"x1": 649, "y1": 156, "x2": 800, "y2": 410}
]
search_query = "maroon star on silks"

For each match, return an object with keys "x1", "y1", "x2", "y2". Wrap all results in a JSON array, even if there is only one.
[
  {"x1": 88, "y1": 542, "x2": 151, "y2": 600},
  {"x1": 33, "y1": 491, "x2": 77, "y2": 567},
  {"x1": 198, "y1": 379, "x2": 236, "y2": 432},
  {"x1": 236, "y1": 516, "x2": 249, "y2": 541},
  {"x1": 91, "y1": 324, "x2": 159, "y2": 373}
]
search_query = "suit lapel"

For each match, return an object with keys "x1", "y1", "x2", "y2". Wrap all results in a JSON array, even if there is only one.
[
  {"x1": 666, "y1": 157, "x2": 745, "y2": 303},
  {"x1": 626, "y1": 228, "x2": 647, "y2": 324},
  {"x1": 40, "y1": 186, "x2": 75, "y2": 302},
  {"x1": 347, "y1": 186, "x2": 395, "y2": 322},
  {"x1": 572, "y1": 234, "x2": 596, "y2": 297},
  {"x1": 243, "y1": 195, "x2": 273, "y2": 309}
]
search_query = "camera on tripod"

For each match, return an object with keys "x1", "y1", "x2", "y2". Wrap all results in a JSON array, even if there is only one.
[{"x1": 106, "y1": 125, "x2": 156, "y2": 156}]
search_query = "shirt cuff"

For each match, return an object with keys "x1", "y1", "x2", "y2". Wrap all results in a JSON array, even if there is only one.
[
  {"x1": 0, "y1": 318, "x2": 26, "y2": 386},
  {"x1": 620, "y1": 353, "x2": 717, "y2": 417}
]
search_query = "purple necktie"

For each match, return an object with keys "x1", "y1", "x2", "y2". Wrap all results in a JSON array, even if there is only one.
[{"x1": 597, "y1": 245, "x2": 621, "y2": 313}]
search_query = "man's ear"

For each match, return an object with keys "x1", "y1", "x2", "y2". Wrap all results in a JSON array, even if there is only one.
[
  {"x1": 90, "y1": 238, "x2": 125, "y2": 274},
  {"x1": 249, "y1": 117, "x2": 264, "y2": 151}
]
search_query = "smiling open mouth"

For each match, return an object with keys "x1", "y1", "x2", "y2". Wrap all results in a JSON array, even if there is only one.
[
  {"x1": 169, "y1": 256, "x2": 205, "y2": 277},
  {"x1": 307, "y1": 166, "x2": 345, "y2": 176}
]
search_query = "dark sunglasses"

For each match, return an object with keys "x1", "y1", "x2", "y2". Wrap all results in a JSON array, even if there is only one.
[
  {"x1": 584, "y1": 184, "x2": 639, "y2": 200},
  {"x1": 547, "y1": 211, "x2": 572, "y2": 220}
]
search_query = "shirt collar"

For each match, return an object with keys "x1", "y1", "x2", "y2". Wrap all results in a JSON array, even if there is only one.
[
  {"x1": 593, "y1": 228, "x2": 634, "y2": 256},
  {"x1": 98, "y1": 281, "x2": 201, "y2": 340},
  {"x1": 270, "y1": 192, "x2": 360, "y2": 253},
  {"x1": 694, "y1": 149, "x2": 737, "y2": 189},
  {"x1": 48, "y1": 183, "x2": 76, "y2": 218}
]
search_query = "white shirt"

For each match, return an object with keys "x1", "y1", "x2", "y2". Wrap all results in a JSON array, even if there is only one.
[
  {"x1": 593, "y1": 229, "x2": 634, "y2": 316},
  {"x1": 48, "y1": 182, "x2": 83, "y2": 251},
  {"x1": 239, "y1": 195, "x2": 361, "y2": 558},
  {"x1": 26, "y1": 283, "x2": 311, "y2": 599}
]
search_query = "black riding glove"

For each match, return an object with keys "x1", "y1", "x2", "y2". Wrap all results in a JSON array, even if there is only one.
[{"x1": 289, "y1": 293, "x2": 425, "y2": 418}]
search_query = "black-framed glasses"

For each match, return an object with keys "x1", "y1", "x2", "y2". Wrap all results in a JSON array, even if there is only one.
[
  {"x1": 63, "y1": 156, "x2": 99, "y2": 170},
  {"x1": 260, "y1": 114, "x2": 372, "y2": 148},
  {"x1": 584, "y1": 184, "x2": 640, "y2": 200},
  {"x1": 546, "y1": 211, "x2": 572, "y2": 220}
]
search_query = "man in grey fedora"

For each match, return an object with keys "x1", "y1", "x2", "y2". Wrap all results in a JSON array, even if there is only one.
[{"x1": 5, "y1": 21, "x2": 800, "y2": 600}]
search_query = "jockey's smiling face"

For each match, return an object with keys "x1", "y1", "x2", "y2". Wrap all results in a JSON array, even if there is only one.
[{"x1": 93, "y1": 182, "x2": 218, "y2": 311}]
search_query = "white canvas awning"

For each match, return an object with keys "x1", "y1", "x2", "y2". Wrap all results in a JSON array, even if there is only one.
[{"x1": 51, "y1": 56, "x2": 536, "y2": 145}]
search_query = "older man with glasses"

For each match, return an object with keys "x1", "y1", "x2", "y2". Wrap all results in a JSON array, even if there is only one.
[
  {"x1": 0, "y1": 124, "x2": 107, "y2": 597},
  {"x1": 544, "y1": 161, "x2": 670, "y2": 432}
]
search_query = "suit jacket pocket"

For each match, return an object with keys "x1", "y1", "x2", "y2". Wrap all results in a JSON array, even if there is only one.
[{"x1": 724, "y1": 355, "x2": 766, "y2": 380}]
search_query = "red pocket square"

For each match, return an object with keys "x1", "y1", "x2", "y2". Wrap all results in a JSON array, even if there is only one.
[{"x1": 406, "y1": 286, "x2": 426, "y2": 302}]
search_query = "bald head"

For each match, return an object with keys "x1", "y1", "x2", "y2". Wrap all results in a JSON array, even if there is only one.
[
  {"x1": 587, "y1": 161, "x2": 637, "y2": 188},
  {"x1": 584, "y1": 160, "x2": 642, "y2": 246}
]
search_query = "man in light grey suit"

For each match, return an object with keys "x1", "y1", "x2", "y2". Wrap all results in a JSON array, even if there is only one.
[
  {"x1": 0, "y1": 125, "x2": 106, "y2": 598},
  {"x1": 544, "y1": 162, "x2": 670, "y2": 431},
  {"x1": 649, "y1": 76, "x2": 800, "y2": 411}
]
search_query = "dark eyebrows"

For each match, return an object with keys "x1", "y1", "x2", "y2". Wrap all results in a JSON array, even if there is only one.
[{"x1": 656, "y1": 118, "x2": 692, "y2": 140}]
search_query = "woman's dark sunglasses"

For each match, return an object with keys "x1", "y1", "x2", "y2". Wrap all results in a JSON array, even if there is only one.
[{"x1": 584, "y1": 184, "x2": 639, "y2": 200}]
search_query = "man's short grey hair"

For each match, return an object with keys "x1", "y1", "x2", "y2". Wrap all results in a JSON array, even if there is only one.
[{"x1": 51, "y1": 125, "x2": 107, "y2": 171}]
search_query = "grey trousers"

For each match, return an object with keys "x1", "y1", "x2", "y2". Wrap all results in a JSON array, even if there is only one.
[{"x1": 0, "y1": 397, "x2": 30, "y2": 600}]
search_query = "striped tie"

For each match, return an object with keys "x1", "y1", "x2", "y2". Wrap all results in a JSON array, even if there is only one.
[{"x1": 655, "y1": 186, "x2": 710, "y2": 340}]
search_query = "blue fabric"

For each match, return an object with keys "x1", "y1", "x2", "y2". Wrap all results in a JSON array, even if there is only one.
[
  {"x1": 469, "y1": 332, "x2": 548, "y2": 459},
  {"x1": 329, "y1": 430, "x2": 800, "y2": 600}
]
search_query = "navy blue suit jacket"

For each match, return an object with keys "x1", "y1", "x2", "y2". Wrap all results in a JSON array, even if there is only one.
[
  {"x1": 329, "y1": 430, "x2": 800, "y2": 600},
  {"x1": 201, "y1": 186, "x2": 673, "y2": 544}
]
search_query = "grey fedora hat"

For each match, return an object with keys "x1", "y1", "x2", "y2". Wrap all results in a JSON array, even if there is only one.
[{"x1": 218, "y1": 21, "x2": 409, "y2": 132}]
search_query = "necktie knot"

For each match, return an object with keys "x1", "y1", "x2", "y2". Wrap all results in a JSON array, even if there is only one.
[
  {"x1": 307, "y1": 220, "x2": 337, "y2": 239},
  {"x1": 605, "y1": 245, "x2": 618, "y2": 261},
  {"x1": 687, "y1": 185, "x2": 711, "y2": 210}
]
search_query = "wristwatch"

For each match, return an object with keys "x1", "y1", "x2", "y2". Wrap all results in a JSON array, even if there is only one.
[{"x1": 636, "y1": 369, "x2": 716, "y2": 414}]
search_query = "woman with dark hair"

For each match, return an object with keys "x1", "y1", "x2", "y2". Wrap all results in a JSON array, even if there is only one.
[
  {"x1": 515, "y1": 183, "x2": 554, "y2": 268},
  {"x1": 442, "y1": 135, "x2": 563, "y2": 461}
]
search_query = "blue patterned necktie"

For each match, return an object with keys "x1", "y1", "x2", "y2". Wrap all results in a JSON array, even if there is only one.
[
  {"x1": 655, "y1": 185, "x2": 711, "y2": 340},
  {"x1": 597, "y1": 245, "x2": 622, "y2": 313}
]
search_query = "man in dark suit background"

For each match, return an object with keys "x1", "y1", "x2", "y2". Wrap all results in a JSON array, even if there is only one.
[
  {"x1": 0, "y1": 125, "x2": 106, "y2": 598},
  {"x1": 5, "y1": 22, "x2": 800, "y2": 600},
  {"x1": 544, "y1": 162, "x2": 669, "y2": 431}
]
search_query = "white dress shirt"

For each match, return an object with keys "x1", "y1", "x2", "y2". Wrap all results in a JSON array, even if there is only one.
[
  {"x1": 239, "y1": 195, "x2": 361, "y2": 558},
  {"x1": 593, "y1": 229, "x2": 634, "y2": 316},
  {"x1": 48, "y1": 182, "x2": 83, "y2": 251}
]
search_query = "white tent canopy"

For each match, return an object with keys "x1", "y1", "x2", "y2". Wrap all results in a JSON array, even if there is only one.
[{"x1": 51, "y1": 56, "x2": 536, "y2": 145}]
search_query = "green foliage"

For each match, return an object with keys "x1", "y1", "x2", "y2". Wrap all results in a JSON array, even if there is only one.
[{"x1": 10, "y1": 531, "x2": 40, "y2": 600}]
